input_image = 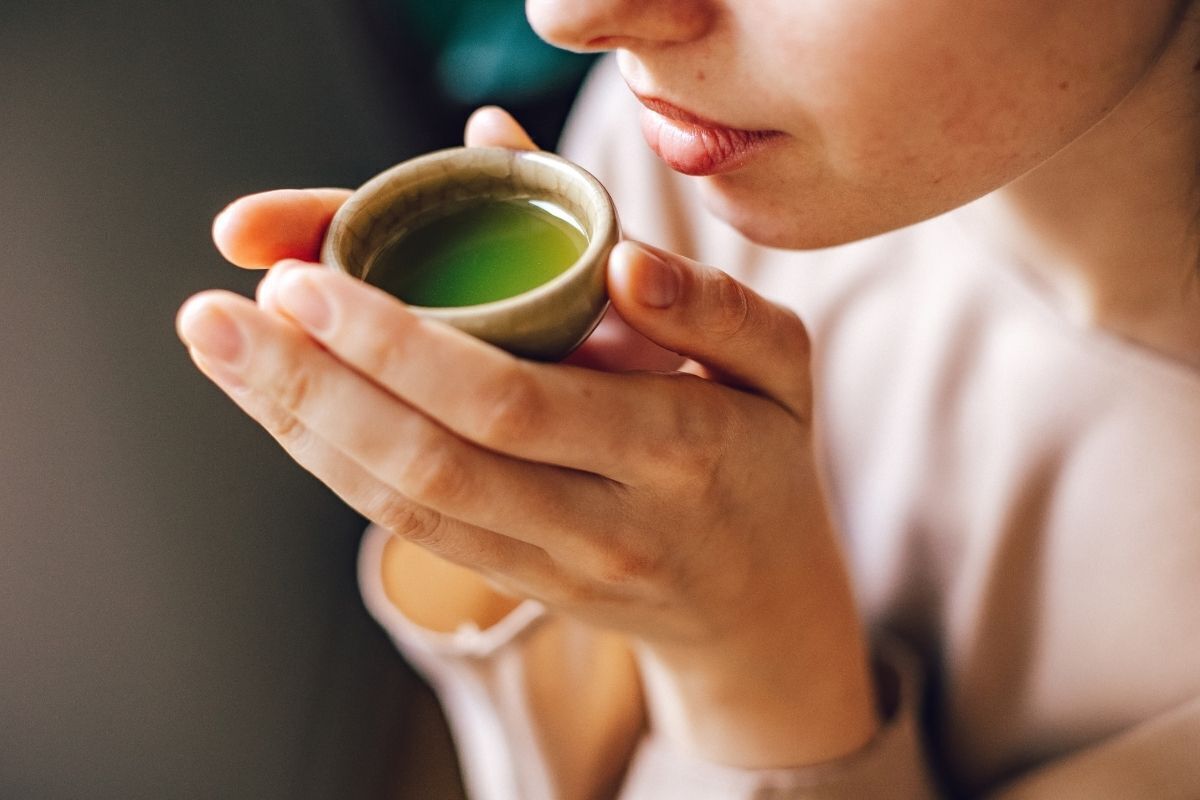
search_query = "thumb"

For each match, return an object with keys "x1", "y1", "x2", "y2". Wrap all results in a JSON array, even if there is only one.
[
  {"x1": 608, "y1": 241, "x2": 812, "y2": 419},
  {"x1": 464, "y1": 106, "x2": 539, "y2": 150}
]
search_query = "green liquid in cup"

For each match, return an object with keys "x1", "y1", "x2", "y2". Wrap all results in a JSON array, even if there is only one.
[{"x1": 366, "y1": 198, "x2": 588, "y2": 307}]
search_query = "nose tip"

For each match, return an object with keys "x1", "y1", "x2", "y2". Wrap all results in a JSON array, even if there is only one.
[
  {"x1": 526, "y1": 0, "x2": 608, "y2": 53},
  {"x1": 526, "y1": 0, "x2": 712, "y2": 53}
]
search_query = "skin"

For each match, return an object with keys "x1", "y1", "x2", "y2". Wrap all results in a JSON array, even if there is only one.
[
  {"x1": 529, "y1": 0, "x2": 1200, "y2": 365},
  {"x1": 180, "y1": 0, "x2": 1200, "y2": 795},
  {"x1": 530, "y1": 1, "x2": 1187, "y2": 242}
]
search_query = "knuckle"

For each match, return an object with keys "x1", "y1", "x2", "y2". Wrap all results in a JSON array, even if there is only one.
[
  {"x1": 596, "y1": 542, "x2": 664, "y2": 586},
  {"x1": 690, "y1": 435, "x2": 727, "y2": 477},
  {"x1": 255, "y1": 400, "x2": 319, "y2": 459},
  {"x1": 357, "y1": 320, "x2": 408, "y2": 384},
  {"x1": 675, "y1": 440, "x2": 726, "y2": 489},
  {"x1": 275, "y1": 365, "x2": 318, "y2": 414},
  {"x1": 359, "y1": 337, "x2": 398, "y2": 384},
  {"x1": 472, "y1": 364, "x2": 542, "y2": 446},
  {"x1": 630, "y1": 379, "x2": 722, "y2": 482},
  {"x1": 660, "y1": 382, "x2": 733, "y2": 479},
  {"x1": 252, "y1": 397, "x2": 304, "y2": 443},
  {"x1": 374, "y1": 493, "x2": 443, "y2": 546},
  {"x1": 400, "y1": 444, "x2": 468, "y2": 506},
  {"x1": 776, "y1": 306, "x2": 811, "y2": 358},
  {"x1": 270, "y1": 411, "x2": 308, "y2": 445},
  {"x1": 704, "y1": 269, "x2": 751, "y2": 342}
]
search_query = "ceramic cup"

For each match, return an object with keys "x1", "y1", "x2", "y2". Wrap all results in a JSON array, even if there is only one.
[{"x1": 320, "y1": 146, "x2": 618, "y2": 361}]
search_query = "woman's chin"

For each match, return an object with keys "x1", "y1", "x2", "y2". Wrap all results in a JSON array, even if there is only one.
[
  {"x1": 698, "y1": 180, "x2": 862, "y2": 251},
  {"x1": 698, "y1": 172, "x2": 964, "y2": 252}
]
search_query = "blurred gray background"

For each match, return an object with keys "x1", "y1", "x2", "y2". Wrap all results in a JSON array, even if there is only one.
[{"x1": 0, "y1": 1, "x2": 588, "y2": 797}]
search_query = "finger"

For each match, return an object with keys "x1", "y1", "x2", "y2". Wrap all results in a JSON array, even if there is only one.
[
  {"x1": 190, "y1": 348, "x2": 555, "y2": 580},
  {"x1": 176, "y1": 290, "x2": 622, "y2": 550},
  {"x1": 217, "y1": 108, "x2": 534, "y2": 271},
  {"x1": 607, "y1": 241, "x2": 813, "y2": 420},
  {"x1": 213, "y1": 188, "x2": 352, "y2": 269},
  {"x1": 464, "y1": 106, "x2": 539, "y2": 150},
  {"x1": 255, "y1": 258, "x2": 310, "y2": 306},
  {"x1": 258, "y1": 266, "x2": 715, "y2": 484}
]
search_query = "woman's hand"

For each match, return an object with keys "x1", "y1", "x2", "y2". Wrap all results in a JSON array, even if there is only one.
[
  {"x1": 184, "y1": 108, "x2": 878, "y2": 769},
  {"x1": 210, "y1": 108, "x2": 679, "y2": 377},
  {"x1": 205, "y1": 110, "x2": 651, "y2": 800}
]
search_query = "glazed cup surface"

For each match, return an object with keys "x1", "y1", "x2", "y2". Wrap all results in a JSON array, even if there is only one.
[{"x1": 321, "y1": 146, "x2": 618, "y2": 361}]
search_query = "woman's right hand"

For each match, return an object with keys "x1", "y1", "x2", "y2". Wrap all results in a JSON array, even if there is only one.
[
  {"x1": 210, "y1": 107, "x2": 674, "y2": 632},
  {"x1": 211, "y1": 108, "x2": 646, "y2": 799},
  {"x1": 210, "y1": 109, "x2": 548, "y2": 632},
  {"x1": 211, "y1": 108, "x2": 664, "y2": 638}
]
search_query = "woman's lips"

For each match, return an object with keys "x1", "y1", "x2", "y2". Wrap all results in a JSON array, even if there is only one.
[{"x1": 636, "y1": 96, "x2": 785, "y2": 176}]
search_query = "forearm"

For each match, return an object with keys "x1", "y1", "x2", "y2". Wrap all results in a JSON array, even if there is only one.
[{"x1": 633, "y1": 537, "x2": 879, "y2": 770}]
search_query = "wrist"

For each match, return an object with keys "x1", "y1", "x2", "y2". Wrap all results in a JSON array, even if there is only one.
[{"x1": 635, "y1": 579, "x2": 879, "y2": 769}]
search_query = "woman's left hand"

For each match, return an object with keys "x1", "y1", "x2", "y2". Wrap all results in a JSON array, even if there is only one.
[{"x1": 176, "y1": 238, "x2": 878, "y2": 768}]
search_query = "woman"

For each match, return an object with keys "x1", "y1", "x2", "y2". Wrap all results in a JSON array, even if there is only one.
[{"x1": 178, "y1": 1, "x2": 1200, "y2": 797}]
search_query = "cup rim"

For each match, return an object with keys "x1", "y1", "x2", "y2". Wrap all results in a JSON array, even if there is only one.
[{"x1": 322, "y1": 146, "x2": 619, "y2": 318}]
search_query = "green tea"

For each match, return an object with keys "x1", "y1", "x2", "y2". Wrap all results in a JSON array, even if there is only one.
[{"x1": 366, "y1": 198, "x2": 588, "y2": 307}]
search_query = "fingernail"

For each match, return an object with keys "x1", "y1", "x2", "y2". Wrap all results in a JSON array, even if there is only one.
[
  {"x1": 179, "y1": 301, "x2": 244, "y2": 365},
  {"x1": 277, "y1": 274, "x2": 332, "y2": 333},
  {"x1": 633, "y1": 244, "x2": 679, "y2": 308}
]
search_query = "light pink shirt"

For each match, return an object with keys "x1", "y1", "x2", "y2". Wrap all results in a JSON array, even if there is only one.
[{"x1": 359, "y1": 57, "x2": 1200, "y2": 798}]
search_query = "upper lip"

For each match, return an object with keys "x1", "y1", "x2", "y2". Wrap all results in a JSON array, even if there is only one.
[{"x1": 632, "y1": 92, "x2": 780, "y2": 136}]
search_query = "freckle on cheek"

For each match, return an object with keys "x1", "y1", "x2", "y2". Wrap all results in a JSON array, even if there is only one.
[
  {"x1": 1058, "y1": 81, "x2": 1070, "y2": 91},
  {"x1": 696, "y1": 69, "x2": 706, "y2": 82}
]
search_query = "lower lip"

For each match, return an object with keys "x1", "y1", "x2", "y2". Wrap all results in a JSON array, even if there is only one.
[{"x1": 639, "y1": 107, "x2": 784, "y2": 177}]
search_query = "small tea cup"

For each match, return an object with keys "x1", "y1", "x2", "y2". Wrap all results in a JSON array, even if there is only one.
[{"x1": 320, "y1": 146, "x2": 618, "y2": 361}]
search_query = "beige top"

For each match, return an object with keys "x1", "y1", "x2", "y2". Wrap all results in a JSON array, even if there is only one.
[{"x1": 358, "y1": 57, "x2": 1200, "y2": 799}]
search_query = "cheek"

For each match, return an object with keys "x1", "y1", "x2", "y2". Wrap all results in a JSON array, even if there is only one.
[
  {"x1": 835, "y1": 64, "x2": 1037, "y2": 196},
  {"x1": 788, "y1": 19, "x2": 1054, "y2": 188},
  {"x1": 717, "y1": 0, "x2": 1176, "y2": 247}
]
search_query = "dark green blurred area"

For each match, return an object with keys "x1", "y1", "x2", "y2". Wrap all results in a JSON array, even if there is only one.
[
  {"x1": 392, "y1": 0, "x2": 593, "y2": 104},
  {"x1": 362, "y1": 0, "x2": 596, "y2": 146}
]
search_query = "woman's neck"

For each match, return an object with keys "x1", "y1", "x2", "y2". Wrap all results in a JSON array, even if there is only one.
[{"x1": 961, "y1": 15, "x2": 1200, "y2": 370}]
